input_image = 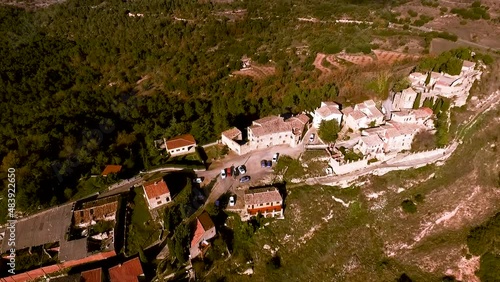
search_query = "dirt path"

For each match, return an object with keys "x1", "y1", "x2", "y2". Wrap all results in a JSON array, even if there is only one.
[{"x1": 313, "y1": 53, "x2": 331, "y2": 76}]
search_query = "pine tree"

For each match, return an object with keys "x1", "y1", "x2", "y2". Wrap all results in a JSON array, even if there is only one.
[{"x1": 413, "y1": 92, "x2": 422, "y2": 109}]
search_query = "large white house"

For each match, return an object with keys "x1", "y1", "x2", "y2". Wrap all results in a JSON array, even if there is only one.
[
  {"x1": 342, "y1": 100, "x2": 385, "y2": 131},
  {"x1": 312, "y1": 101, "x2": 343, "y2": 128},
  {"x1": 222, "y1": 114, "x2": 310, "y2": 155}
]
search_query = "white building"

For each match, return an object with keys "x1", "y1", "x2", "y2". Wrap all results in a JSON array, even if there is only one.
[
  {"x1": 312, "y1": 101, "x2": 343, "y2": 129},
  {"x1": 391, "y1": 107, "x2": 434, "y2": 128},
  {"x1": 404, "y1": 60, "x2": 481, "y2": 108},
  {"x1": 342, "y1": 100, "x2": 385, "y2": 131},
  {"x1": 164, "y1": 134, "x2": 197, "y2": 156},
  {"x1": 142, "y1": 178, "x2": 172, "y2": 210}
]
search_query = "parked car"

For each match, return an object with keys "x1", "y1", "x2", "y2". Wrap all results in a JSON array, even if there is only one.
[
  {"x1": 309, "y1": 133, "x2": 315, "y2": 143},
  {"x1": 272, "y1": 153, "x2": 279, "y2": 162},
  {"x1": 233, "y1": 166, "x2": 240, "y2": 177},
  {"x1": 240, "y1": 176, "x2": 251, "y2": 183},
  {"x1": 261, "y1": 160, "x2": 267, "y2": 167},
  {"x1": 225, "y1": 167, "x2": 232, "y2": 177},
  {"x1": 266, "y1": 160, "x2": 272, "y2": 167},
  {"x1": 192, "y1": 177, "x2": 203, "y2": 183},
  {"x1": 238, "y1": 165, "x2": 247, "y2": 174},
  {"x1": 229, "y1": 196, "x2": 235, "y2": 206},
  {"x1": 220, "y1": 169, "x2": 226, "y2": 179}
]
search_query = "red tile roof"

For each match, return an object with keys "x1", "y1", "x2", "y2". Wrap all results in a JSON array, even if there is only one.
[
  {"x1": 165, "y1": 134, "x2": 196, "y2": 150},
  {"x1": 108, "y1": 257, "x2": 144, "y2": 282},
  {"x1": 143, "y1": 179, "x2": 170, "y2": 199},
  {"x1": 191, "y1": 212, "x2": 215, "y2": 248},
  {"x1": 101, "y1": 165, "x2": 122, "y2": 176},
  {"x1": 81, "y1": 268, "x2": 102, "y2": 282}
]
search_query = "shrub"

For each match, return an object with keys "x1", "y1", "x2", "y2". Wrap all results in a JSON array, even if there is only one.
[
  {"x1": 440, "y1": 7, "x2": 448, "y2": 13},
  {"x1": 401, "y1": 199, "x2": 417, "y2": 213},
  {"x1": 414, "y1": 193, "x2": 425, "y2": 203},
  {"x1": 408, "y1": 10, "x2": 418, "y2": 17}
]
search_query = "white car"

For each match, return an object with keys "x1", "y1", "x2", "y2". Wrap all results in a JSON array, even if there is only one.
[
  {"x1": 220, "y1": 169, "x2": 227, "y2": 179},
  {"x1": 238, "y1": 165, "x2": 246, "y2": 174},
  {"x1": 192, "y1": 177, "x2": 203, "y2": 183},
  {"x1": 309, "y1": 133, "x2": 315, "y2": 143},
  {"x1": 229, "y1": 196, "x2": 235, "y2": 206},
  {"x1": 272, "y1": 153, "x2": 279, "y2": 163}
]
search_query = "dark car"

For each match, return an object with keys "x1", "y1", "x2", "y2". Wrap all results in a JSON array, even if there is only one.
[
  {"x1": 261, "y1": 160, "x2": 266, "y2": 167},
  {"x1": 266, "y1": 160, "x2": 272, "y2": 167},
  {"x1": 240, "y1": 176, "x2": 251, "y2": 183},
  {"x1": 233, "y1": 166, "x2": 240, "y2": 177}
]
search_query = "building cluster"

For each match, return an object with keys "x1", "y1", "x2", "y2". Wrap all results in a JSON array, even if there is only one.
[
  {"x1": 392, "y1": 60, "x2": 480, "y2": 109},
  {"x1": 222, "y1": 114, "x2": 310, "y2": 155}
]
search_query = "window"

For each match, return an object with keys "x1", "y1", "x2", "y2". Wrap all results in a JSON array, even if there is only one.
[
  {"x1": 270, "y1": 137, "x2": 273, "y2": 140},
  {"x1": 166, "y1": 197, "x2": 170, "y2": 202},
  {"x1": 89, "y1": 209, "x2": 94, "y2": 215},
  {"x1": 279, "y1": 135, "x2": 281, "y2": 139},
  {"x1": 176, "y1": 149, "x2": 180, "y2": 152},
  {"x1": 260, "y1": 203, "x2": 263, "y2": 206},
  {"x1": 285, "y1": 135, "x2": 288, "y2": 137},
  {"x1": 157, "y1": 201, "x2": 162, "y2": 205},
  {"x1": 156, "y1": 196, "x2": 160, "y2": 200}
]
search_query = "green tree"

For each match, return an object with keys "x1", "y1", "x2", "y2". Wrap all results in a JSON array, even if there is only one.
[
  {"x1": 138, "y1": 248, "x2": 149, "y2": 263},
  {"x1": 318, "y1": 120, "x2": 340, "y2": 143},
  {"x1": 412, "y1": 92, "x2": 422, "y2": 109},
  {"x1": 401, "y1": 199, "x2": 417, "y2": 213}
]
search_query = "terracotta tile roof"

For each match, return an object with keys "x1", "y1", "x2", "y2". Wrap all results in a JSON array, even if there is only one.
[
  {"x1": 190, "y1": 212, "x2": 215, "y2": 248},
  {"x1": 143, "y1": 178, "x2": 170, "y2": 199},
  {"x1": 344, "y1": 100, "x2": 383, "y2": 121},
  {"x1": 316, "y1": 104, "x2": 342, "y2": 118},
  {"x1": 81, "y1": 268, "x2": 102, "y2": 282},
  {"x1": 252, "y1": 115, "x2": 282, "y2": 126},
  {"x1": 462, "y1": 60, "x2": 475, "y2": 68},
  {"x1": 341, "y1": 106, "x2": 354, "y2": 116},
  {"x1": 165, "y1": 134, "x2": 196, "y2": 150},
  {"x1": 73, "y1": 196, "x2": 119, "y2": 225},
  {"x1": 244, "y1": 187, "x2": 282, "y2": 206},
  {"x1": 413, "y1": 107, "x2": 433, "y2": 119},
  {"x1": 108, "y1": 257, "x2": 144, "y2": 282},
  {"x1": 101, "y1": 165, "x2": 122, "y2": 176},
  {"x1": 222, "y1": 127, "x2": 242, "y2": 139},
  {"x1": 361, "y1": 135, "x2": 384, "y2": 147}
]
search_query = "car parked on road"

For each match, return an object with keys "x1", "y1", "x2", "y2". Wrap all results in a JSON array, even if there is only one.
[
  {"x1": 240, "y1": 176, "x2": 251, "y2": 183},
  {"x1": 309, "y1": 133, "x2": 315, "y2": 143},
  {"x1": 266, "y1": 160, "x2": 272, "y2": 167},
  {"x1": 220, "y1": 169, "x2": 226, "y2": 179},
  {"x1": 225, "y1": 167, "x2": 232, "y2": 177},
  {"x1": 272, "y1": 153, "x2": 279, "y2": 162},
  {"x1": 261, "y1": 160, "x2": 266, "y2": 167},
  {"x1": 238, "y1": 165, "x2": 246, "y2": 174},
  {"x1": 229, "y1": 196, "x2": 235, "y2": 206},
  {"x1": 192, "y1": 177, "x2": 203, "y2": 183},
  {"x1": 233, "y1": 166, "x2": 240, "y2": 177}
]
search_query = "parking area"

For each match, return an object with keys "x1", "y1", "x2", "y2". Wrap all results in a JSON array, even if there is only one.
[{"x1": 198, "y1": 143, "x2": 305, "y2": 203}]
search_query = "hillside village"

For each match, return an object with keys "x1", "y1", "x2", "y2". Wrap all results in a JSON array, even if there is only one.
[{"x1": 0, "y1": 57, "x2": 487, "y2": 281}]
